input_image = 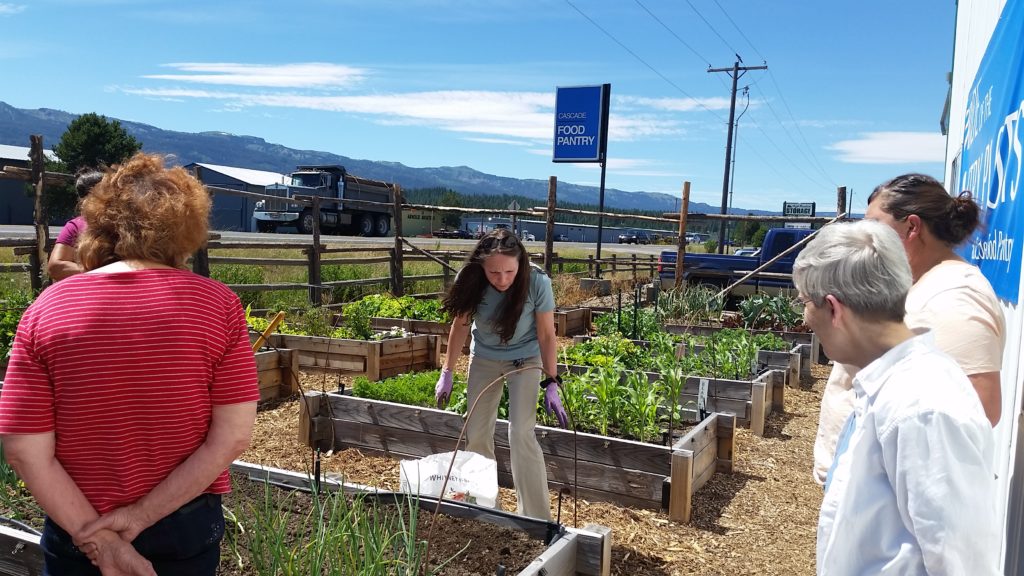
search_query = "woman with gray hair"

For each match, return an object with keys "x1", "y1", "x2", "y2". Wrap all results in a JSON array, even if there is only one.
[{"x1": 797, "y1": 220, "x2": 998, "y2": 575}]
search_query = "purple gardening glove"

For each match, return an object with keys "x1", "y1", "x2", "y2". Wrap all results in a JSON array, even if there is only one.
[
  {"x1": 541, "y1": 376, "x2": 568, "y2": 428},
  {"x1": 435, "y1": 369, "x2": 454, "y2": 409}
]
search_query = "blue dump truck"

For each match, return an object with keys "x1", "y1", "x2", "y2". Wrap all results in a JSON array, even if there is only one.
[{"x1": 658, "y1": 227, "x2": 815, "y2": 298}]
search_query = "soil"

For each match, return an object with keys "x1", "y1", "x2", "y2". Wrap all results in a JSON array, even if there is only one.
[{"x1": 240, "y1": 358, "x2": 831, "y2": 575}]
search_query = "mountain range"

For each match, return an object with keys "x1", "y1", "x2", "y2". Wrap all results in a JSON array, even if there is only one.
[{"x1": 0, "y1": 101, "x2": 766, "y2": 215}]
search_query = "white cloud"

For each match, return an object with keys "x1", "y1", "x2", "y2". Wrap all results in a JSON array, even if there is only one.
[
  {"x1": 464, "y1": 137, "x2": 534, "y2": 146},
  {"x1": 828, "y1": 132, "x2": 945, "y2": 164},
  {"x1": 0, "y1": 4, "x2": 26, "y2": 15},
  {"x1": 620, "y1": 95, "x2": 732, "y2": 113},
  {"x1": 123, "y1": 83, "x2": 686, "y2": 143},
  {"x1": 144, "y1": 63, "x2": 368, "y2": 89}
]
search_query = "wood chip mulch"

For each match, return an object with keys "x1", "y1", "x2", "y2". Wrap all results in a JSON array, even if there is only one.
[{"x1": 241, "y1": 356, "x2": 831, "y2": 576}]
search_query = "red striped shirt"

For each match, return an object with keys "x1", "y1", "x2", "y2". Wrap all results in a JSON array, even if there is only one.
[{"x1": 0, "y1": 269, "x2": 259, "y2": 514}]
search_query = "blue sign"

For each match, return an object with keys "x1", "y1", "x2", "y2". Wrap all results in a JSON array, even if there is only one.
[
  {"x1": 553, "y1": 85, "x2": 608, "y2": 163},
  {"x1": 955, "y1": 0, "x2": 1024, "y2": 303}
]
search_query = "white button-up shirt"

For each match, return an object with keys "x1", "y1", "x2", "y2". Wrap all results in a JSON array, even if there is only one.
[{"x1": 817, "y1": 331, "x2": 999, "y2": 575}]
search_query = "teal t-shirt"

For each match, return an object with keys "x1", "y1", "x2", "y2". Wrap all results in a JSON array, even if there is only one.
[{"x1": 470, "y1": 264, "x2": 556, "y2": 360}]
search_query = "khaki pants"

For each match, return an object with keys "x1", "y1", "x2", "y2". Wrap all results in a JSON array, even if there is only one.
[{"x1": 465, "y1": 355, "x2": 551, "y2": 520}]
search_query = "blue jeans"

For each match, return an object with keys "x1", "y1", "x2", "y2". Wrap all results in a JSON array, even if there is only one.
[{"x1": 41, "y1": 493, "x2": 224, "y2": 576}]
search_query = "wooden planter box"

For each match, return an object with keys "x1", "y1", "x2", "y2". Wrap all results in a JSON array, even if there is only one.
[
  {"x1": 264, "y1": 333, "x2": 440, "y2": 380},
  {"x1": 230, "y1": 460, "x2": 612, "y2": 576},
  {"x1": 299, "y1": 391, "x2": 735, "y2": 523},
  {"x1": 557, "y1": 362, "x2": 784, "y2": 437},
  {"x1": 554, "y1": 307, "x2": 592, "y2": 337},
  {"x1": 254, "y1": 348, "x2": 299, "y2": 401},
  {"x1": 369, "y1": 317, "x2": 470, "y2": 355},
  {"x1": 0, "y1": 525, "x2": 42, "y2": 576}
]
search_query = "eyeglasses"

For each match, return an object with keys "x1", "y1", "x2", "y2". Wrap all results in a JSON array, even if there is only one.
[{"x1": 795, "y1": 296, "x2": 815, "y2": 307}]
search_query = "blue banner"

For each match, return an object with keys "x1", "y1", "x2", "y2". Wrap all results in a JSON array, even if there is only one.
[
  {"x1": 553, "y1": 85, "x2": 608, "y2": 163},
  {"x1": 955, "y1": 0, "x2": 1024, "y2": 303}
]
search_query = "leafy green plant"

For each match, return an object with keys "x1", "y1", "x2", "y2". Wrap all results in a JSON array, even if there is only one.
[
  {"x1": 562, "y1": 335, "x2": 654, "y2": 371},
  {"x1": 352, "y1": 370, "x2": 466, "y2": 409},
  {"x1": 593, "y1": 305, "x2": 661, "y2": 341},
  {"x1": 657, "y1": 285, "x2": 724, "y2": 325},
  {"x1": 619, "y1": 371, "x2": 661, "y2": 443},
  {"x1": 0, "y1": 281, "x2": 32, "y2": 360},
  {"x1": 738, "y1": 293, "x2": 804, "y2": 331}
]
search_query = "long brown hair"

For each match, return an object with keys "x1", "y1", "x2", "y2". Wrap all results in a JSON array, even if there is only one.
[
  {"x1": 442, "y1": 228, "x2": 531, "y2": 342},
  {"x1": 868, "y1": 173, "x2": 980, "y2": 246}
]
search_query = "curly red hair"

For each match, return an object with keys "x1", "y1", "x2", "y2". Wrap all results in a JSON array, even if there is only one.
[{"x1": 77, "y1": 153, "x2": 210, "y2": 270}]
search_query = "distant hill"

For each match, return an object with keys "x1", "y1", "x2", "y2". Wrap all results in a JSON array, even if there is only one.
[{"x1": 0, "y1": 101, "x2": 774, "y2": 215}]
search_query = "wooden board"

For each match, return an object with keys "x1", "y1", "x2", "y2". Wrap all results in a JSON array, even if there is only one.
[{"x1": 0, "y1": 525, "x2": 43, "y2": 576}]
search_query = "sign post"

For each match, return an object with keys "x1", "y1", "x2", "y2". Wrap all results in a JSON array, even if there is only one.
[{"x1": 553, "y1": 84, "x2": 611, "y2": 277}]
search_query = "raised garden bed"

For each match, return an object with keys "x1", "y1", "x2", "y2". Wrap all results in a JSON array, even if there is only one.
[
  {"x1": 557, "y1": 362, "x2": 783, "y2": 437},
  {"x1": 263, "y1": 333, "x2": 440, "y2": 380},
  {"x1": 663, "y1": 323, "x2": 822, "y2": 378},
  {"x1": 253, "y1": 348, "x2": 299, "y2": 401},
  {"x1": 554, "y1": 307, "x2": 592, "y2": 337},
  {"x1": 298, "y1": 391, "x2": 735, "y2": 523},
  {"x1": 571, "y1": 333, "x2": 802, "y2": 389}
]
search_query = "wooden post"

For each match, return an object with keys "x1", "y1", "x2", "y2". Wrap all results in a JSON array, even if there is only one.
[
  {"x1": 669, "y1": 449, "x2": 694, "y2": 523},
  {"x1": 716, "y1": 414, "x2": 736, "y2": 474},
  {"x1": 837, "y1": 186, "x2": 847, "y2": 220},
  {"x1": 610, "y1": 253, "x2": 617, "y2": 275},
  {"x1": 192, "y1": 246, "x2": 210, "y2": 277},
  {"x1": 544, "y1": 176, "x2": 556, "y2": 274},
  {"x1": 587, "y1": 255, "x2": 593, "y2": 277},
  {"x1": 29, "y1": 136, "x2": 48, "y2": 292},
  {"x1": 392, "y1": 185, "x2": 405, "y2": 296},
  {"x1": 308, "y1": 196, "x2": 323, "y2": 305},
  {"x1": 631, "y1": 253, "x2": 637, "y2": 282},
  {"x1": 674, "y1": 182, "x2": 690, "y2": 290},
  {"x1": 442, "y1": 253, "x2": 451, "y2": 290},
  {"x1": 751, "y1": 381, "x2": 767, "y2": 437}
]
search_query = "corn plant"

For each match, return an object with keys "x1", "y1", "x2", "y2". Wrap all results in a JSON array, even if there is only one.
[
  {"x1": 541, "y1": 370, "x2": 598, "y2": 431},
  {"x1": 619, "y1": 371, "x2": 661, "y2": 443},
  {"x1": 590, "y1": 366, "x2": 622, "y2": 437},
  {"x1": 655, "y1": 356, "x2": 688, "y2": 440}
]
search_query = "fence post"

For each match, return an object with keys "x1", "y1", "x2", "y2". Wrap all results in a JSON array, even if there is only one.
[
  {"x1": 192, "y1": 247, "x2": 210, "y2": 277},
  {"x1": 632, "y1": 253, "x2": 637, "y2": 282},
  {"x1": 442, "y1": 252, "x2": 451, "y2": 291},
  {"x1": 611, "y1": 253, "x2": 617, "y2": 275},
  {"x1": 588, "y1": 255, "x2": 594, "y2": 277},
  {"x1": 675, "y1": 181, "x2": 690, "y2": 290},
  {"x1": 392, "y1": 184, "x2": 405, "y2": 296},
  {"x1": 29, "y1": 135, "x2": 48, "y2": 293},
  {"x1": 27, "y1": 250, "x2": 41, "y2": 294},
  {"x1": 308, "y1": 196, "x2": 323, "y2": 305},
  {"x1": 544, "y1": 176, "x2": 556, "y2": 275}
]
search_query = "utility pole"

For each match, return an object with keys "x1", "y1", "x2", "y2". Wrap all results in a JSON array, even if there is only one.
[{"x1": 709, "y1": 57, "x2": 767, "y2": 253}]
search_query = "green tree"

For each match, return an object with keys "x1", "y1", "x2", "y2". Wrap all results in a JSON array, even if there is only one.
[
  {"x1": 53, "y1": 113, "x2": 141, "y2": 173},
  {"x1": 439, "y1": 189, "x2": 463, "y2": 228},
  {"x1": 45, "y1": 113, "x2": 142, "y2": 221},
  {"x1": 751, "y1": 226, "x2": 768, "y2": 247}
]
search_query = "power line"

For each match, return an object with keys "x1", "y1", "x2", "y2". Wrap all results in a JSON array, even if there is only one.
[
  {"x1": 632, "y1": 0, "x2": 730, "y2": 91},
  {"x1": 711, "y1": 0, "x2": 838, "y2": 187},
  {"x1": 743, "y1": 107, "x2": 832, "y2": 191},
  {"x1": 564, "y1": 0, "x2": 728, "y2": 123},
  {"x1": 684, "y1": 0, "x2": 740, "y2": 57}
]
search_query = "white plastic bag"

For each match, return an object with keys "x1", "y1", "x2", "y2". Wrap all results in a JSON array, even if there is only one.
[{"x1": 399, "y1": 450, "x2": 498, "y2": 508}]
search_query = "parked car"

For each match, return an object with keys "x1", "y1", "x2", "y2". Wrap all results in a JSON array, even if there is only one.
[
  {"x1": 521, "y1": 231, "x2": 536, "y2": 241},
  {"x1": 734, "y1": 248, "x2": 761, "y2": 257},
  {"x1": 554, "y1": 233, "x2": 570, "y2": 242},
  {"x1": 617, "y1": 230, "x2": 652, "y2": 244},
  {"x1": 434, "y1": 228, "x2": 472, "y2": 239}
]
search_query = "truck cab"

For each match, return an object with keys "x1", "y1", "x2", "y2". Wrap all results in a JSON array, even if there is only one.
[
  {"x1": 253, "y1": 165, "x2": 394, "y2": 236},
  {"x1": 658, "y1": 227, "x2": 814, "y2": 299}
]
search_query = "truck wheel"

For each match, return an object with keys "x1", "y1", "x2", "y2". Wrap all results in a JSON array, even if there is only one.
[
  {"x1": 374, "y1": 214, "x2": 391, "y2": 237},
  {"x1": 358, "y1": 213, "x2": 375, "y2": 236},
  {"x1": 299, "y1": 210, "x2": 316, "y2": 235},
  {"x1": 256, "y1": 221, "x2": 277, "y2": 233}
]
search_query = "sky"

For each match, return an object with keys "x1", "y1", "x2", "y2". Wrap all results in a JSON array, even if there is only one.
[{"x1": 0, "y1": 0, "x2": 957, "y2": 214}]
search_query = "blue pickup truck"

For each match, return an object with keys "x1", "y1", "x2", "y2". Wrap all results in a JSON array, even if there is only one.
[{"x1": 658, "y1": 228, "x2": 814, "y2": 297}]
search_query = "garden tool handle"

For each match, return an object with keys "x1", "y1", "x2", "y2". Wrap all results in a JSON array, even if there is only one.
[{"x1": 251, "y1": 311, "x2": 286, "y2": 352}]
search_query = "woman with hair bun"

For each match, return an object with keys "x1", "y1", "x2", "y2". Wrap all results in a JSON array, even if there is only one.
[
  {"x1": 812, "y1": 173, "x2": 1005, "y2": 485},
  {"x1": 0, "y1": 153, "x2": 259, "y2": 574}
]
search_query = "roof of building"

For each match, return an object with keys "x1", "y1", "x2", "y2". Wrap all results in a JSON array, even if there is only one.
[
  {"x1": 190, "y1": 162, "x2": 288, "y2": 187},
  {"x1": 0, "y1": 144, "x2": 57, "y2": 162}
]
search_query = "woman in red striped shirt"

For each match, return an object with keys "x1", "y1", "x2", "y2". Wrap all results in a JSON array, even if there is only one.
[{"x1": 0, "y1": 153, "x2": 260, "y2": 575}]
